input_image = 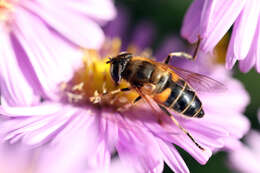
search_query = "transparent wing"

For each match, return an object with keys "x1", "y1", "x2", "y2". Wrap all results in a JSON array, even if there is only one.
[{"x1": 165, "y1": 64, "x2": 226, "y2": 92}]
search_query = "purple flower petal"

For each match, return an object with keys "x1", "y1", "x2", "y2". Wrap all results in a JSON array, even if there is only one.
[
  {"x1": 200, "y1": 77, "x2": 249, "y2": 113},
  {"x1": 36, "y1": 110, "x2": 101, "y2": 173},
  {"x1": 0, "y1": 104, "x2": 81, "y2": 146},
  {"x1": 170, "y1": 132, "x2": 212, "y2": 165},
  {"x1": 181, "y1": 0, "x2": 246, "y2": 52},
  {"x1": 254, "y1": 16, "x2": 260, "y2": 73},
  {"x1": 0, "y1": 144, "x2": 32, "y2": 173},
  {"x1": 104, "y1": 6, "x2": 130, "y2": 40},
  {"x1": 58, "y1": 0, "x2": 117, "y2": 25},
  {"x1": 154, "y1": 35, "x2": 187, "y2": 61},
  {"x1": 0, "y1": 102, "x2": 62, "y2": 117},
  {"x1": 23, "y1": 0, "x2": 105, "y2": 49},
  {"x1": 157, "y1": 139, "x2": 189, "y2": 173},
  {"x1": 181, "y1": 0, "x2": 203, "y2": 43},
  {"x1": 116, "y1": 126, "x2": 164, "y2": 173},
  {"x1": 109, "y1": 158, "x2": 135, "y2": 173},
  {"x1": 199, "y1": 0, "x2": 246, "y2": 52},
  {"x1": 246, "y1": 131, "x2": 260, "y2": 153},
  {"x1": 13, "y1": 8, "x2": 83, "y2": 99},
  {"x1": 226, "y1": 0, "x2": 259, "y2": 69},
  {"x1": 100, "y1": 109, "x2": 119, "y2": 152},
  {"x1": 0, "y1": 29, "x2": 39, "y2": 106},
  {"x1": 228, "y1": 131, "x2": 260, "y2": 173},
  {"x1": 130, "y1": 21, "x2": 156, "y2": 50},
  {"x1": 239, "y1": 36, "x2": 257, "y2": 72}
]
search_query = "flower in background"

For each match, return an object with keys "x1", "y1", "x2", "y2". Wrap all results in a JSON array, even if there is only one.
[
  {"x1": 228, "y1": 111, "x2": 260, "y2": 173},
  {"x1": 0, "y1": 0, "x2": 116, "y2": 105},
  {"x1": 0, "y1": 9, "x2": 250, "y2": 173},
  {"x1": 181, "y1": 0, "x2": 260, "y2": 73},
  {"x1": 229, "y1": 130, "x2": 260, "y2": 173}
]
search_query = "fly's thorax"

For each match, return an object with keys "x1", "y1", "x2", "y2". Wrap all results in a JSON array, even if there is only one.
[{"x1": 122, "y1": 59, "x2": 156, "y2": 87}]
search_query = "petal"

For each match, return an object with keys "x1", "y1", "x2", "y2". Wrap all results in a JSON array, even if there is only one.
[
  {"x1": 129, "y1": 21, "x2": 156, "y2": 51},
  {"x1": 36, "y1": 110, "x2": 100, "y2": 173},
  {"x1": 229, "y1": 143, "x2": 260, "y2": 173},
  {"x1": 157, "y1": 139, "x2": 189, "y2": 173},
  {"x1": 0, "y1": 103, "x2": 81, "y2": 146},
  {"x1": 100, "y1": 109, "x2": 119, "y2": 152},
  {"x1": 116, "y1": 126, "x2": 163, "y2": 173},
  {"x1": 109, "y1": 158, "x2": 136, "y2": 173},
  {"x1": 87, "y1": 139, "x2": 111, "y2": 173},
  {"x1": 86, "y1": 109, "x2": 120, "y2": 172},
  {"x1": 0, "y1": 29, "x2": 39, "y2": 106},
  {"x1": 245, "y1": 131, "x2": 260, "y2": 153},
  {"x1": 201, "y1": 78, "x2": 249, "y2": 113},
  {"x1": 200, "y1": 0, "x2": 246, "y2": 52},
  {"x1": 154, "y1": 35, "x2": 187, "y2": 61},
  {"x1": 0, "y1": 102, "x2": 62, "y2": 117},
  {"x1": 226, "y1": 0, "x2": 259, "y2": 71},
  {"x1": 254, "y1": 16, "x2": 260, "y2": 73},
  {"x1": 104, "y1": 6, "x2": 130, "y2": 39},
  {"x1": 168, "y1": 131, "x2": 212, "y2": 165},
  {"x1": 57, "y1": 0, "x2": 116, "y2": 25},
  {"x1": 0, "y1": 144, "x2": 32, "y2": 173},
  {"x1": 13, "y1": 8, "x2": 83, "y2": 99},
  {"x1": 203, "y1": 112, "x2": 249, "y2": 139},
  {"x1": 23, "y1": 0, "x2": 105, "y2": 49},
  {"x1": 181, "y1": 0, "x2": 203, "y2": 43},
  {"x1": 239, "y1": 37, "x2": 256, "y2": 73}
]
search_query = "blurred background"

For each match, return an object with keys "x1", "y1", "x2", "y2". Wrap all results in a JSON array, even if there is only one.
[{"x1": 115, "y1": 0, "x2": 260, "y2": 172}]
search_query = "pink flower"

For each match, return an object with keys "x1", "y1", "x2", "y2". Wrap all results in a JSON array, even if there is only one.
[
  {"x1": 181, "y1": 0, "x2": 260, "y2": 73},
  {"x1": 0, "y1": 0, "x2": 116, "y2": 104},
  {"x1": 228, "y1": 111, "x2": 260, "y2": 173},
  {"x1": 229, "y1": 130, "x2": 260, "y2": 172},
  {"x1": 0, "y1": 12, "x2": 250, "y2": 173}
]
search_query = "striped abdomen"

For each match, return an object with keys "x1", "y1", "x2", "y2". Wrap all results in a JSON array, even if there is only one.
[{"x1": 156, "y1": 79, "x2": 204, "y2": 118}]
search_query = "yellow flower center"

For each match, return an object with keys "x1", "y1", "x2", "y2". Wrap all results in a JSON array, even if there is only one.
[
  {"x1": 0, "y1": 0, "x2": 15, "y2": 21},
  {"x1": 63, "y1": 38, "x2": 148, "y2": 111},
  {"x1": 214, "y1": 33, "x2": 230, "y2": 64}
]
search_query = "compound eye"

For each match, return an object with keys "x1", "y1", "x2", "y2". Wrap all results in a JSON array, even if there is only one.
[{"x1": 110, "y1": 63, "x2": 121, "y2": 84}]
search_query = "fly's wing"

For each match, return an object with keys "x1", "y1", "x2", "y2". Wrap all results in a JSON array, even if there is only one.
[
  {"x1": 161, "y1": 64, "x2": 226, "y2": 92},
  {"x1": 134, "y1": 87, "x2": 161, "y2": 117}
]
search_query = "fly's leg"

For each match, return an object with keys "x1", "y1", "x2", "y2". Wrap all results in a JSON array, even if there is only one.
[
  {"x1": 158, "y1": 104, "x2": 205, "y2": 151},
  {"x1": 133, "y1": 95, "x2": 142, "y2": 103},
  {"x1": 192, "y1": 36, "x2": 201, "y2": 60},
  {"x1": 116, "y1": 95, "x2": 142, "y2": 112},
  {"x1": 163, "y1": 52, "x2": 193, "y2": 64},
  {"x1": 164, "y1": 36, "x2": 201, "y2": 64},
  {"x1": 90, "y1": 87, "x2": 131, "y2": 104}
]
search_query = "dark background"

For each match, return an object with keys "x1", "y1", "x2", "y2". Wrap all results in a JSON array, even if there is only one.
[{"x1": 116, "y1": 0, "x2": 260, "y2": 172}]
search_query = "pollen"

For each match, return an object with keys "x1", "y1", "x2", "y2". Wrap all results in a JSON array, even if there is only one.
[
  {"x1": 63, "y1": 39, "x2": 140, "y2": 110},
  {"x1": 0, "y1": 0, "x2": 15, "y2": 21}
]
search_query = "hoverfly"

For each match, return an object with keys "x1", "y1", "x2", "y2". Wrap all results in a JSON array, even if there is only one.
[{"x1": 105, "y1": 51, "x2": 225, "y2": 151}]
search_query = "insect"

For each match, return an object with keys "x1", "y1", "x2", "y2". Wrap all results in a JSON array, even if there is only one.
[{"x1": 105, "y1": 51, "x2": 224, "y2": 151}]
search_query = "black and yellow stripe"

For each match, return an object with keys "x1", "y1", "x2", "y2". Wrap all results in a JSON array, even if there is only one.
[{"x1": 162, "y1": 79, "x2": 204, "y2": 118}]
